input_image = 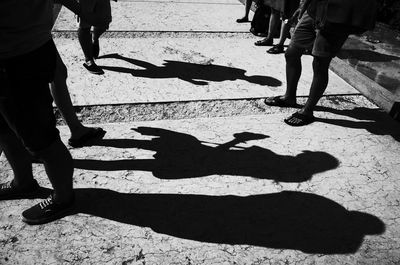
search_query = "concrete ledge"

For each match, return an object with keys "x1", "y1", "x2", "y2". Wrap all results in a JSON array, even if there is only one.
[{"x1": 330, "y1": 58, "x2": 395, "y2": 113}]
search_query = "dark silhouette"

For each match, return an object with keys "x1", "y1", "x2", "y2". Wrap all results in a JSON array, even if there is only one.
[
  {"x1": 98, "y1": 53, "x2": 282, "y2": 86},
  {"x1": 72, "y1": 189, "x2": 385, "y2": 254},
  {"x1": 314, "y1": 106, "x2": 400, "y2": 141},
  {"x1": 337, "y1": 49, "x2": 400, "y2": 62},
  {"x1": 74, "y1": 127, "x2": 339, "y2": 182}
]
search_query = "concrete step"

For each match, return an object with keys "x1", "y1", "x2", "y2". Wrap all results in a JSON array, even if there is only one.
[
  {"x1": 54, "y1": 35, "x2": 357, "y2": 106},
  {"x1": 1, "y1": 102, "x2": 400, "y2": 263}
]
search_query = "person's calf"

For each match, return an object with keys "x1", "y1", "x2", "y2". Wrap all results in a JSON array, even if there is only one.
[
  {"x1": 33, "y1": 139, "x2": 74, "y2": 204},
  {"x1": 0, "y1": 130, "x2": 35, "y2": 187}
]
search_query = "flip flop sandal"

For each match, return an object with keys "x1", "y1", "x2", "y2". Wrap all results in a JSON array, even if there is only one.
[
  {"x1": 254, "y1": 38, "x2": 273, "y2": 46},
  {"x1": 236, "y1": 17, "x2": 249, "y2": 23},
  {"x1": 267, "y1": 45, "x2": 285, "y2": 54},
  {"x1": 284, "y1": 112, "x2": 315, "y2": 126},
  {"x1": 264, "y1": 96, "x2": 298, "y2": 107},
  {"x1": 68, "y1": 127, "x2": 106, "y2": 148}
]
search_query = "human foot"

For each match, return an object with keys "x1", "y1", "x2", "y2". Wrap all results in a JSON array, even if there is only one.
[
  {"x1": 254, "y1": 38, "x2": 273, "y2": 46},
  {"x1": 236, "y1": 17, "x2": 249, "y2": 23},
  {"x1": 284, "y1": 111, "x2": 315, "y2": 126},
  {"x1": 68, "y1": 127, "x2": 106, "y2": 148},
  {"x1": 83, "y1": 61, "x2": 104, "y2": 75},
  {"x1": 92, "y1": 41, "x2": 100, "y2": 59}
]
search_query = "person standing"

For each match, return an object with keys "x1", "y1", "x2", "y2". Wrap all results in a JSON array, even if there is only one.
[
  {"x1": 78, "y1": 0, "x2": 113, "y2": 74},
  {"x1": 236, "y1": 0, "x2": 253, "y2": 23},
  {"x1": 264, "y1": 0, "x2": 377, "y2": 126},
  {"x1": 0, "y1": 0, "x2": 108, "y2": 224},
  {"x1": 0, "y1": 0, "x2": 75, "y2": 225}
]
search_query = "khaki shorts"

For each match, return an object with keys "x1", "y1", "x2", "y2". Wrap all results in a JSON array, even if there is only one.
[
  {"x1": 79, "y1": 0, "x2": 112, "y2": 29},
  {"x1": 289, "y1": 12, "x2": 349, "y2": 57}
]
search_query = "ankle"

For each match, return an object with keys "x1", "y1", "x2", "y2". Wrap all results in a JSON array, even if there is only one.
[
  {"x1": 12, "y1": 179, "x2": 36, "y2": 189},
  {"x1": 282, "y1": 95, "x2": 296, "y2": 103},
  {"x1": 52, "y1": 192, "x2": 75, "y2": 205}
]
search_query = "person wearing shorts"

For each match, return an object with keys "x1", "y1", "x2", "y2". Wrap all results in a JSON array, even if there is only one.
[
  {"x1": 78, "y1": 0, "x2": 112, "y2": 74},
  {"x1": 264, "y1": 0, "x2": 377, "y2": 126},
  {"x1": 0, "y1": 0, "x2": 106, "y2": 225},
  {"x1": 0, "y1": 0, "x2": 75, "y2": 225}
]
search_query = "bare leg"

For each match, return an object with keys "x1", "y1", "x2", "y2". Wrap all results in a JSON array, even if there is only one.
[
  {"x1": 50, "y1": 51, "x2": 106, "y2": 143},
  {"x1": 283, "y1": 45, "x2": 304, "y2": 103},
  {"x1": 92, "y1": 27, "x2": 107, "y2": 58},
  {"x1": 284, "y1": 56, "x2": 332, "y2": 126},
  {"x1": 51, "y1": 52, "x2": 86, "y2": 139},
  {"x1": 265, "y1": 9, "x2": 280, "y2": 41},
  {"x1": 78, "y1": 26, "x2": 93, "y2": 64},
  {"x1": 276, "y1": 21, "x2": 291, "y2": 46},
  {"x1": 92, "y1": 27, "x2": 107, "y2": 43},
  {"x1": 264, "y1": 45, "x2": 303, "y2": 107},
  {"x1": 266, "y1": 22, "x2": 291, "y2": 53},
  {"x1": 254, "y1": 9, "x2": 280, "y2": 45},
  {"x1": 300, "y1": 56, "x2": 332, "y2": 115},
  {"x1": 36, "y1": 139, "x2": 74, "y2": 204},
  {"x1": 0, "y1": 128, "x2": 35, "y2": 189},
  {"x1": 237, "y1": 0, "x2": 252, "y2": 22}
]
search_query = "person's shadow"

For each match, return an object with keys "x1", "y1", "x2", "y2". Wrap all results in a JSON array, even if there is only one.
[
  {"x1": 72, "y1": 188, "x2": 385, "y2": 254},
  {"x1": 314, "y1": 106, "x2": 400, "y2": 142},
  {"x1": 74, "y1": 127, "x2": 339, "y2": 182},
  {"x1": 337, "y1": 49, "x2": 400, "y2": 63},
  {"x1": 97, "y1": 53, "x2": 282, "y2": 86}
]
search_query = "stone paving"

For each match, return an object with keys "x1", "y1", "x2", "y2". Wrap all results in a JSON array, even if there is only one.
[{"x1": 1, "y1": 0, "x2": 400, "y2": 264}]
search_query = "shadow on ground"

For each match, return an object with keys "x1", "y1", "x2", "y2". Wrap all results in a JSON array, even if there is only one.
[
  {"x1": 74, "y1": 128, "x2": 339, "y2": 182},
  {"x1": 337, "y1": 49, "x2": 400, "y2": 62},
  {"x1": 98, "y1": 53, "x2": 282, "y2": 86},
  {"x1": 72, "y1": 189, "x2": 385, "y2": 254},
  {"x1": 315, "y1": 106, "x2": 400, "y2": 141}
]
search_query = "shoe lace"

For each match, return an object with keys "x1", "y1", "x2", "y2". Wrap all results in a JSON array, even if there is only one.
[
  {"x1": 0, "y1": 182, "x2": 12, "y2": 190},
  {"x1": 39, "y1": 196, "x2": 54, "y2": 210}
]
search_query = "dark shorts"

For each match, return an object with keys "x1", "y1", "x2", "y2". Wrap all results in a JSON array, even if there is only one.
[
  {"x1": 0, "y1": 40, "x2": 60, "y2": 154},
  {"x1": 79, "y1": 0, "x2": 112, "y2": 29},
  {"x1": 290, "y1": 12, "x2": 350, "y2": 57}
]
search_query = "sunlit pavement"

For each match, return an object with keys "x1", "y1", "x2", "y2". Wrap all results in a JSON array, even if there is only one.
[{"x1": 1, "y1": 1, "x2": 400, "y2": 264}]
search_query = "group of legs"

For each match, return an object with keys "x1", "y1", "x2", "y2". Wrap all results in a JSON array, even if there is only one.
[
  {"x1": 0, "y1": 0, "x2": 110, "y2": 224},
  {"x1": 77, "y1": 0, "x2": 112, "y2": 75},
  {"x1": 236, "y1": 1, "x2": 350, "y2": 126},
  {"x1": 0, "y1": 43, "x2": 106, "y2": 225},
  {"x1": 237, "y1": 0, "x2": 293, "y2": 54}
]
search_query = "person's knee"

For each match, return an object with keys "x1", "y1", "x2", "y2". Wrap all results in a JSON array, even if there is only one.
[
  {"x1": 312, "y1": 56, "x2": 331, "y2": 72},
  {"x1": 31, "y1": 138, "x2": 71, "y2": 162},
  {"x1": 285, "y1": 46, "x2": 303, "y2": 62},
  {"x1": 55, "y1": 59, "x2": 68, "y2": 80}
]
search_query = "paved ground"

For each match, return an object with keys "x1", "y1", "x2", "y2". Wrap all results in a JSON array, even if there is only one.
[{"x1": 1, "y1": 0, "x2": 400, "y2": 264}]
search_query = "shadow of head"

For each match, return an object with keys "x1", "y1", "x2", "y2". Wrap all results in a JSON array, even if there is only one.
[
  {"x1": 73, "y1": 189, "x2": 385, "y2": 254},
  {"x1": 244, "y1": 75, "x2": 282, "y2": 86},
  {"x1": 274, "y1": 151, "x2": 340, "y2": 182}
]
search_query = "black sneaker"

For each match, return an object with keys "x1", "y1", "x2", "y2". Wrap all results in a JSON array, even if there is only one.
[
  {"x1": 22, "y1": 195, "x2": 75, "y2": 225},
  {"x1": 93, "y1": 42, "x2": 100, "y2": 59},
  {"x1": 0, "y1": 180, "x2": 40, "y2": 200},
  {"x1": 83, "y1": 61, "x2": 104, "y2": 75}
]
